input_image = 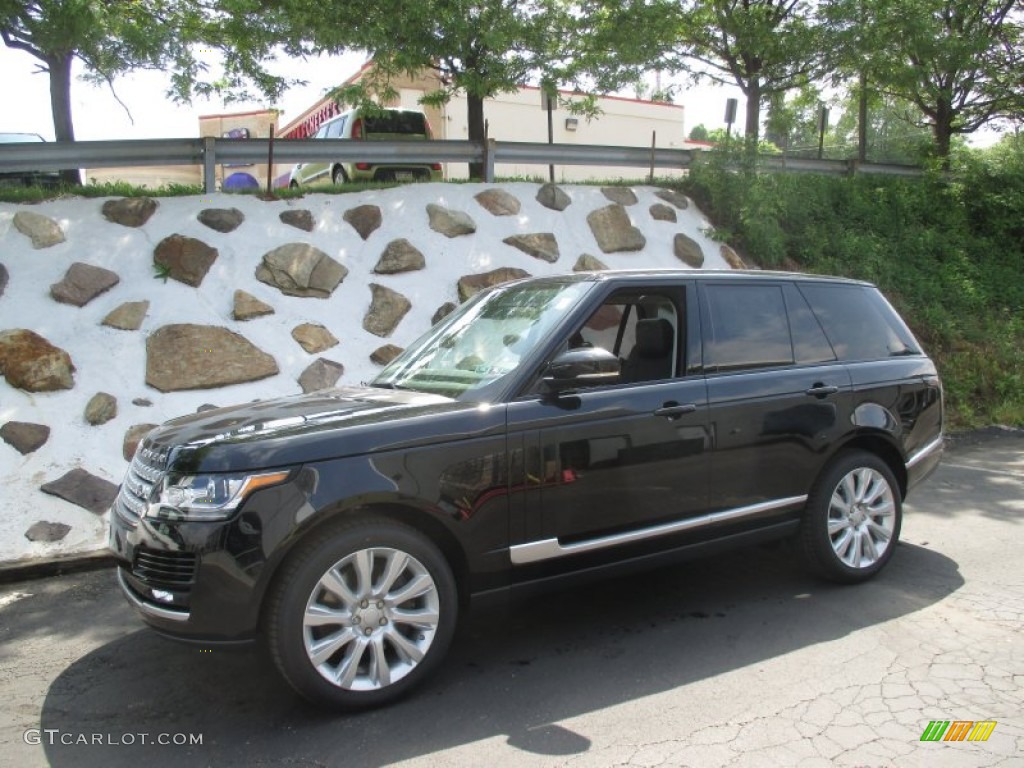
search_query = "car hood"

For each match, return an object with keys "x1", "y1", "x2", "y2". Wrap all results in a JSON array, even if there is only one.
[{"x1": 139, "y1": 386, "x2": 503, "y2": 473}]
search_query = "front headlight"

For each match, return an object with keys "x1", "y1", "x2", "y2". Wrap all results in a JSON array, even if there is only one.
[{"x1": 149, "y1": 470, "x2": 291, "y2": 522}]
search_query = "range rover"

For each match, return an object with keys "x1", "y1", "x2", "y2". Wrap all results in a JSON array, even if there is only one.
[{"x1": 109, "y1": 270, "x2": 944, "y2": 708}]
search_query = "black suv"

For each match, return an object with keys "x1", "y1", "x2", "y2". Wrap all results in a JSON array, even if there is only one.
[{"x1": 109, "y1": 270, "x2": 944, "y2": 708}]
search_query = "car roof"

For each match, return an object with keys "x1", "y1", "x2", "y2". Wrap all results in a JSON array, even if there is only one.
[{"x1": 501, "y1": 269, "x2": 874, "y2": 289}]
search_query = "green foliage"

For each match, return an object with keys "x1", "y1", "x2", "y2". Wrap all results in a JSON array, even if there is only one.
[{"x1": 683, "y1": 142, "x2": 1024, "y2": 428}]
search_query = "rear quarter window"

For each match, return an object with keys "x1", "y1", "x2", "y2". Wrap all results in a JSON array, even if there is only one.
[{"x1": 799, "y1": 283, "x2": 920, "y2": 361}]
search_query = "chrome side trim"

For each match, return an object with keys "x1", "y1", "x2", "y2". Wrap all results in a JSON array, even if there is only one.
[
  {"x1": 117, "y1": 568, "x2": 190, "y2": 623},
  {"x1": 510, "y1": 495, "x2": 809, "y2": 565},
  {"x1": 906, "y1": 435, "x2": 944, "y2": 469}
]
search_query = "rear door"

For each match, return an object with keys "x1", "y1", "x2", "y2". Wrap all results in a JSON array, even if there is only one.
[{"x1": 700, "y1": 280, "x2": 852, "y2": 515}]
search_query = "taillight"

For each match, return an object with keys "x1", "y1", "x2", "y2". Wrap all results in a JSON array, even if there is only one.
[
  {"x1": 355, "y1": 162, "x2": 371, "y2": 170},
  {"x1": 351, "y1": 118, "x2": 363, "y2": 139},
  {"x1": 431, "y1": 163, "x2": 442, "y2": 171}
]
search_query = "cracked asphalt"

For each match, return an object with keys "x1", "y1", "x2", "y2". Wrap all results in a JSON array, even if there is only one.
[{"x1": 0, "y1": 429, "x2": 1021, "y2": 768}]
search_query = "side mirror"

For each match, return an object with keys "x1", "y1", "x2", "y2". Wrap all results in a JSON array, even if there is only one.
[{"x1": 542, "y1": 347, "x2": 621, "y2": 393}]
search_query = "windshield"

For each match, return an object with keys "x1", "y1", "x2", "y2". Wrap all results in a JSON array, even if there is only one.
[{"x1": 372, "y1": 280, "x2": 591, "y2": 400}]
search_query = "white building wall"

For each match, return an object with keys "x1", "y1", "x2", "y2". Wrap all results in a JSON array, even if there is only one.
[{"x1": 438, "y1": 86, "x2": 688, "y2": 181}]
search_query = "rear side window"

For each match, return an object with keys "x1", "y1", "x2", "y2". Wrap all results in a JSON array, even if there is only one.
[
  {"x1": 363, "y1": 112, "x2": 428, "y2": 135},
  {"x1": 799, "y1": 284, "x2": 920, "y2": 361},
  {"x1": 703, "y1": 284, "x2": 794, "y2": 372}
]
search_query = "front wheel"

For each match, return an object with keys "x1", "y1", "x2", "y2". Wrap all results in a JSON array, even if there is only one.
[
  {"x1": 267, "y1": 518, "x2": 457, "y2": 709},
  {"x1": 331, "y1": 165, "x2": 348, "y2": 185},
  {"x1": 799, "y1": 451, "x2": 902, "y2": 583}
]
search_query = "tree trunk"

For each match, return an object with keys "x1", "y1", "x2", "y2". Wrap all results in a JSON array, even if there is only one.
[
  {"x1": 466, "y1": 93, "x2": 485, "y2": 180},
  {"x1": 857, "y1": 72, "x2": 868, "y2": 163},
  {"x1": 48, "y1": 52, "x2": 81, "y2": 185},
  {"x1": 743, "y1": 78, "x2": 761, "y2": 145},
  {"x1": 933, "y1": 96, "x2": 953, "y2": 170}
]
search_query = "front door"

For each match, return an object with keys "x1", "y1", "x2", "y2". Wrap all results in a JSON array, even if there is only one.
[{"x1": 506, "y1": 283, "x2": 711, "y2": 569}]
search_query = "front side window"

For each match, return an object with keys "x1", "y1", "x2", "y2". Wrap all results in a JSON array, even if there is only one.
[
  {"x1": 703, "y1": 284, "x2": 794, "y2": 372},
  {"x1": 372, "y1": 281, "x2": 591, "y2": 400}
]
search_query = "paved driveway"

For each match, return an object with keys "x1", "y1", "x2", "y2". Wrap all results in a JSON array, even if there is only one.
[{"x1": 1, "y1": 430, "x2": 1021, "y2": 767}]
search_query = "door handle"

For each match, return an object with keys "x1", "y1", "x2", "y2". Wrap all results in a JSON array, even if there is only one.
[
  {"x1": 655, "y1": 403, "x2": 697, "y2": 418},
  {"x1": 805, "y1": 384, "x2": 839, "y2": 398}
]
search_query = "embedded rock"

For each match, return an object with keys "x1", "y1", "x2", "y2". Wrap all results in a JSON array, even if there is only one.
[
  {"x1": 256, "y1": 243, "x2": 347, "y2": 298},
  {"x1": 232, "y1": 290, "x2": 274, "y2": 321},
  {"x1": 503, "y1": 233, "x2": 559, "y2": 263},
  {"x1": 475, "y1": 188, "x2": 521, "y2": 216},
  {"x1": 102, "y1": 197, "x2": 157, "y2": 227},
  {"x1": 536, "y1": 183, "x2": 571, "y2": 211},
  {"x1": 427, "y1": 204, "x2": 476, "y2": 237},
  {"x1": 674, "y1": 232, "x2": 705, "y2": 268},
  {"x1": 655, "y1": 188, "x2": 689, "y2": 210},
  {"x1": 298, "y1": 358, "x2": 345, "y2": 393},
  {"x1": 374, "y1": 239, "x2": 425, "y2": 274},
  {"x1": 573, "y1": 254, "x2": 608, "y2": 272},
  {"x1": 344, "y1": 205, "x2": 382, "y2": 240},
  {"x1": 0, "y1": 329, "x2": 75, "y2": 391},
  {"x1": 40, "y1": 468, "x2": 118, "y2": 515},
  {"x1": 132, "y1": 398, "x2": 153, "y2": 407},
  {"x1": 85, "y1": 392, "x2": 117, "y2": 426},
  {"x1": 432, "y1": 302, "x2": 456, "y2": 325},
  {"x1": 363, "y1": 284, "x2": 411, "y2": 337},
  {"x1": 602, "y1": 186, "x2": 638, "y2": 206},
  {"x1": 145, "y1": 324, "x2": 278, "y2": 392},
  {"x1": 650, "y1": 203, "x2": 677, "y2": 223},
  {"x1": 154, "y1": 234, "x2": 218, "y2": 288},
  {"x1": 123, "y1": 424, "x2": 158, "y2": 460},
  {"x1": 370, "y1": 344, "x2": 403, "y2": 365},
  {"x1": 50, "y1": 262, "x2": 120, "y2": 307},
  {"x1": 198, "y1": 207, "x2": 244, "y2": 233},
  {"x1": 25, "y1": 521, "x2": 72, "y2": 543},
  {"x1": 13, "y1": 211, "x2": 65, "y2": 249},
  {"x1": 102, "y1": 300, "x2": 149, "y2": 331},
  {"x1": 1, "y1": 421, "x2": 50, "y2": 454},
  {"x1": 280, "y1": 209, "x2": 316, "y2": 232},
  {"x1": 292, "y1": 323, "x2": 338, "y2": 354},
  {"x1": 721, "y1": 244, "x2": 747, "y2": 269},
  {"x1": 457, "y1": 267, "x2": 531, "y2": 302},
  {"x1": 0, "y1": 263, "x2": 8, "y2": 299},
  {"x1": 587, "y1": 205, "x2": 646, "y2": 253},
  {"x1": 197, "y1": 404, "x2": 218, "y2": 413}
]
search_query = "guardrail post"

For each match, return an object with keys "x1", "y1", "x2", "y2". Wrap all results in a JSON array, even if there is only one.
[
  {"x1": 203, "y1": 137, "x2": 216, "y2": 193},
  {"x1": 485, "y1": 139, "x2": 496, "y2": 183}
]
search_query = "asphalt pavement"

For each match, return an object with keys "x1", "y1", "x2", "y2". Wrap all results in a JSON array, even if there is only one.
[{"x1": 1, "y1": 429, "x2": 1021, "y2": 768}]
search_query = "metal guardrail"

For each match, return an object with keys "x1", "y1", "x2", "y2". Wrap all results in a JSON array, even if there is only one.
[{"x1": 0, "y1": 136, "x2": 924, "y2": 192}]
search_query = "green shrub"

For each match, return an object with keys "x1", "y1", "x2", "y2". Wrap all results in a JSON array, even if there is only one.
[{"x1": 683, "y1": 141, "x2": 1024, "y2": 430}]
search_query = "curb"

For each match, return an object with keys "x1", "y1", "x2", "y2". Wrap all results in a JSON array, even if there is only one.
[{"x1": 0, "y1": 550, "x2": 115, "y2": 585}]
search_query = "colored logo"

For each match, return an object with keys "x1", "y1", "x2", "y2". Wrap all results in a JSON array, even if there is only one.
[{"x1": 920, "y1": 720, "x2": 997, "y2": 742}]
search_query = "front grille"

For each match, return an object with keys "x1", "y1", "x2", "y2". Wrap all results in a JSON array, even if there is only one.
[
  {"x1": 114, "y1": 444, "x2": 168, "y2": 525},
  {"x1": 133, "y1": 548, "x2": 198, "y2": 590}
]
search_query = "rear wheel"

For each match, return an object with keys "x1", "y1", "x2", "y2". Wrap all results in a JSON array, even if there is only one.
[
  {"x1": 799, "y1": 451, "x2": 902, "y2": 583},
  {"x1": 267, "y1": 518, "x2": 457, "y2": 709}
]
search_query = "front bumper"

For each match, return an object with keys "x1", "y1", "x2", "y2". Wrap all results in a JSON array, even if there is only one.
[{"x1": 108, "y1": 485, "x2": 298, "y2": 642}]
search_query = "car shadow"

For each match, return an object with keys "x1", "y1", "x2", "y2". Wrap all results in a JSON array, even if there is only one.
[{"x1": 39, "y1": 542, "x2": 962, "y2": 766}]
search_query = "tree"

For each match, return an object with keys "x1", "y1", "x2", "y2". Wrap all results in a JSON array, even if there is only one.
[
  {"x1": 666, "y1": 0, "x2": 825, "y2": 143},
  {"x1": 831, "y1": 89, "x2": 933, "y2": 164},
  {"x1": 0, "y1": 1, "x2": 295, "y2": 183},
  {"x1": 854, "y1": 0, "x2": 1024, "y2": 166},
  {"x1": 305, "y1": 0, "x2": 563, "y2": 179}
]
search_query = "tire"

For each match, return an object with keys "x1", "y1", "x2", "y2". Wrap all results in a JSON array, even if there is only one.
[
  {"x1": 799, "y1": 450, "x2": 902, "y2": 584},
  {"x1": 267, "y1": 517, "x2": 457, "y2": 709},
  {"x1": 331, "y1": 165, "x2": 348, "y2": 185}
]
